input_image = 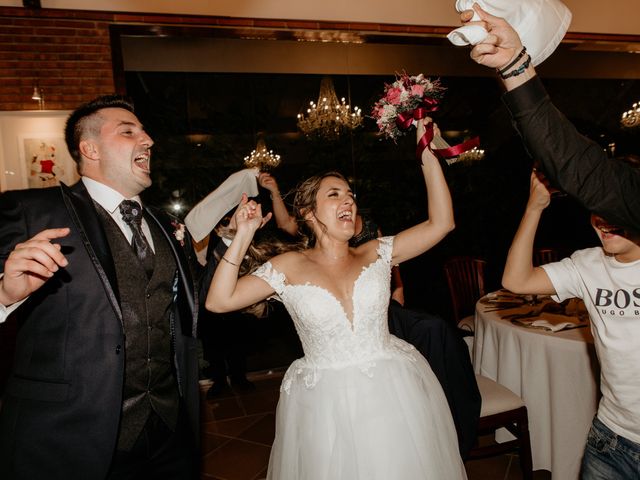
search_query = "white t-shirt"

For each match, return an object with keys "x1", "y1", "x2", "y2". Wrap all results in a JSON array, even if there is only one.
[{"x1": 542, "y1": 247, "x2": 640, "y2": 443}]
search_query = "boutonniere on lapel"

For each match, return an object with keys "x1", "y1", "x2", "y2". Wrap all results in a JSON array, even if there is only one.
[{"x1": 171, "y1": 220, "x2": 186, "y2": 246}]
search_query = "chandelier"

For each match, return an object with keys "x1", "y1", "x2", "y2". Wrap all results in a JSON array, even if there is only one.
[
  {"x1": 457, "y1": 146, "x2": 485, "y2": 162},
  {"x1": 443, "y1": 145, "x2": 485, "y2": 166},
  {"x1": 297, "y1": 76, "x2": 362, "y2": 141},
  {"x1": 620, "y1": 101, "x2": 640, "y2": 129},
  {"x1": 244, "y1": 137, "x2": 281, "y2": 170}
]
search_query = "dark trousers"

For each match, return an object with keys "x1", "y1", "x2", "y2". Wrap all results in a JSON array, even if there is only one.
[{"x1": 107, "y1": 408, "x2": 197, "y2": 480}]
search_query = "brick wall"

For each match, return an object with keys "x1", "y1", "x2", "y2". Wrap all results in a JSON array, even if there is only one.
[
  {"x1": 0, "y1": 8, "x2": 116, "y2": 110},
  {"x1": 0, "y1": 6, "x2": 464, "y2": 112}
]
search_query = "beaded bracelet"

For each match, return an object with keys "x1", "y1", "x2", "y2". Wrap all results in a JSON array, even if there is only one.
[
  {"x1": 221, "y1": 256, "x2": 240, "y2": 267},
  {"x1": 497, "y1": 46, "x2": 527, "y2": 75},
  {"x1": 499, "y1": 54, "x2": 532, "y2": 79}
]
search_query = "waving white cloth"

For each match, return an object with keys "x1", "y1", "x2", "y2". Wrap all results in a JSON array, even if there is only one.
[
  {"x1": 447, "y1": 0, "x2": 572, "y2": 66},
  {"x1": 184, "y1": 168, "x2": 259, "y2": 242}
]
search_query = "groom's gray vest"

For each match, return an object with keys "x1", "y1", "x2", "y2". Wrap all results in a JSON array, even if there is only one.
[{"x1": 95, "y1": 206, "x2": 179, "y2": 451}]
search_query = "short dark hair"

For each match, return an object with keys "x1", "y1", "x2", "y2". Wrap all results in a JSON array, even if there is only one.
[{"x1": 64, "y1": 95, "x2": 135, "y2": 168}]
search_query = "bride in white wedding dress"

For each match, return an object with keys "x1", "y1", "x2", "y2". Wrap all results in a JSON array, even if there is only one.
[{"x1": 206, "y1": 119, "x2": 467, "y2": 480}]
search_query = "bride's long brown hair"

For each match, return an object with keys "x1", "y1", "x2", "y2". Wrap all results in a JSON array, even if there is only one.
[
  {"x1": 214, "y1": 171, "x2": 350, "y2": 317},
  {"x1": 292, "y1": 171, "x2": 350, "y2": 248}
]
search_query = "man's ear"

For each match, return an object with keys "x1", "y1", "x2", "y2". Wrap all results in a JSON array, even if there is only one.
[{"x1": 79, "y1": 139, "x2": 99, "y2": 161}]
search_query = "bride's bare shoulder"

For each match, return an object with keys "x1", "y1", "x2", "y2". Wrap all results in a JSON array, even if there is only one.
[
  {"x1": 352, "y1": 237, "x2": 384, "y2": 258},
  {"x1": 270, "y1": 249, "x2": 309, "y2": 270}
]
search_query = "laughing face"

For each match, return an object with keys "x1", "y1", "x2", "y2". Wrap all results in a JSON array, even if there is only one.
[
  {"x1": 310, "y1": 176, "x2": 357, "y2": 242},
  {"x1": 84, "y1": 107, "x2": 154, "y2": 198},
  {"x1": 591, "y1": 214, "x2": 640, "y2": 262}
]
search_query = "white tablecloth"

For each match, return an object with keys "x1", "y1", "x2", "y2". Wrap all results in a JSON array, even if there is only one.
[{"x1": 473, "y1": 294, "x2": 599, "y2": 480}]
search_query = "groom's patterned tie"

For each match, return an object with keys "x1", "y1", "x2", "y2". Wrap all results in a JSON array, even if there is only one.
[{"x1": 119, "y1": 199, "x2": 154, "y2": 278}]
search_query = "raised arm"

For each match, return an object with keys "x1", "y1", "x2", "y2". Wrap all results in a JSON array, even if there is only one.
[
  {"x1": 462, "y1": 3, "x2": 640, "y2": 234},
  {"x1": 258, "y1": 172, "x2": 298, "y2": 236},
  {"x1": 502, "y1": 171, "x2": 556, "y2": 295},
  {"x1": 461, "y1": 4, "x2": 533, "y2": 90},
  {"x1": 204, "y1": 194, "x2": 274, "y2": 313},
  {"x1": 391, "y1": 119, "x2": 455, "y2": 265}
]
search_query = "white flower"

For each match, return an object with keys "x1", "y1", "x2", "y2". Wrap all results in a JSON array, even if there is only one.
[
  {"x1": 172, "y1": 221, "x2": 186, "y2": 245},
  {"x1": 381, "y1": 104, "x2": 397, "y2": 122}
]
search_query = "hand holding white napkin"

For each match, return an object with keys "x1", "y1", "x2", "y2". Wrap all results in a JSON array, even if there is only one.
[
  {"x1": 184, "y1": 168, "x2": 260, "y2": 242},
  {"x1": 447, "y1": 0, "x2": 572, "y2": 66}
]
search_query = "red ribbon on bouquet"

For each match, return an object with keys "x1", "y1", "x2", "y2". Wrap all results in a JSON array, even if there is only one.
[
  {"x1": 395, "y1": 97, "x2": 440, "y2": 130},
  {"x1": 395, "y1": 98, "x2": 481, "y2": 164}
]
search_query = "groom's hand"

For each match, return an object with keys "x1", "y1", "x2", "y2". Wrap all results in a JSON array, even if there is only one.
[{"x1": 0, "y1": 227, "x2": 70, "y2": 306}]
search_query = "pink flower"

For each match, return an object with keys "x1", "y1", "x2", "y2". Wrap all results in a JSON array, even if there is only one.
[
  {"x1": 410, "y1": 84, "x2": 425, "y2": 97},
  {"x1": 385, "y1": 87, "x2": 403, "y2": 105}
]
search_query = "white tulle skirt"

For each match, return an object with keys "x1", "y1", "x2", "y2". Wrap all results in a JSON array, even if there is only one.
[{"x1": 266, "y1": 348, "x2": 467, "y2": 480}]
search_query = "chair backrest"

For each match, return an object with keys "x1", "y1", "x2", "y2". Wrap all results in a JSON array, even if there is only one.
[
  {"x1": 533, "y1": 248, "x2": 560, "y2": 267},
  {"x1": 443, "y1": 256, "x2": 487, "y2": 325}
]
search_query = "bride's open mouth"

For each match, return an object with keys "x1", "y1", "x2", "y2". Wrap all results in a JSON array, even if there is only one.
[{"x1": 337, "y1": 209, "x2": 353, "y2": 223}]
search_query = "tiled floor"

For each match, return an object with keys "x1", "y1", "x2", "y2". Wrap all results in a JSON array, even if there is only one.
[{"x1": 199, "y1": 370, "x2": 552, "y2": 480}]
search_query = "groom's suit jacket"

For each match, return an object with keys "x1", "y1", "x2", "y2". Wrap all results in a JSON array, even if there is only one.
[{"x1": 0, "y1": 181, "x2": 200, "y2": 480}]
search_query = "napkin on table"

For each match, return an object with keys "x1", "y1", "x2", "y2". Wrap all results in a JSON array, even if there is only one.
[{"x1": 517, "y1": 313, "x2": 584, "y2": 332}]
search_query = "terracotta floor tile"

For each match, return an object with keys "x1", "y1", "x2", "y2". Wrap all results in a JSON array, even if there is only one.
[
  {"x1": 204, "y1": 396, "x2": 246, "y2": 421},
  {"x1": 201, "y1": 432, "x2": 232, "y2": 455},
  {"x1": 251, "y1": 466, "x2": 268, "y2": 480},
  {"x1": 239, "y1": 390, "x2": 280, "y2": 416},
  {"x1": 202, "y1": 438, "x2": 271, "y2": 480},
  {"x1": 204, "y1": 414, "x2": 265, "y2": 438},
  {"x1": 237, "y1": 413, "x2": 276, "y2": 446}
]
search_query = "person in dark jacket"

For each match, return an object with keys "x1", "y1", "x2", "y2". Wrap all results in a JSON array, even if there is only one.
[
  {"x1": 0, "y1": 95, "x2": 200, "y2": 479},
  {"x1": 461, "y1": 3, "x2": 640, "y2": 236}
]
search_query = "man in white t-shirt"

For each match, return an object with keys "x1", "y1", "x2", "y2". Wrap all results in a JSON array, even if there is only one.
[{"x1": 502, "y1": 170, "x2": 640, "y2": 480}]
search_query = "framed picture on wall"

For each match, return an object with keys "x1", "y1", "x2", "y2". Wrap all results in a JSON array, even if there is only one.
[
  {"x1": 18, "y1": 135, "x2": 79, "y2": 189},
  {"x1": 0, "y1": 111, "x2": 73, "y2": 192}
]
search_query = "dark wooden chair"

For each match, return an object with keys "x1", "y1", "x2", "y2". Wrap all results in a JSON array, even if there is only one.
[
  {"x1": 443, "y1": 256, "x2": 487, "y2": 334},
  {"x1": 468, "y1": 375, "x2": 533, "y2": 480}
]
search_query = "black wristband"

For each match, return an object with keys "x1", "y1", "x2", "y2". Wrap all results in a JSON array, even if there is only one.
[
  {"x1": 497, "y1": 46, "x2": 527, "y2": 75},
  {"x1": 499, "y1": 54, "x2": 532, "y2": 79}
]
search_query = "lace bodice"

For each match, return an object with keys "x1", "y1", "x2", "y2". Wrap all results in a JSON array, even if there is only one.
[{"x1": 252, "y1": 237, "x2": 416, "y2": 388}]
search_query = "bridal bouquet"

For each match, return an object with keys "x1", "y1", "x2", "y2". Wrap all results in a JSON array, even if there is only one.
[
  {"x1": 372, "y1": 72, "x2": 480, "y2": 163},
  {"x1": 371, "y1": 73, "x2": 445, "y2": 141}
]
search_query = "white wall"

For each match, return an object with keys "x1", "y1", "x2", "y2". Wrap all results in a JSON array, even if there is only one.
[
  {"x1": 5, "y1": 0, "x2": 635, "y2": 36},
  {"x1": 0, "y1": 110, "x2": 76, "y2": 192}
]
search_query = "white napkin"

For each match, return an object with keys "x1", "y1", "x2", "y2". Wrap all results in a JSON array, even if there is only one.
[
  {"x1": 447, "y1": 0, "x2": 572, "y2": 66},
  {"x1": 184, "y1": 168, "x2": 259, "y2": 242},
  {"x1": 524, "y1": 313, "x2": 583, "y2": 332},
  {"x1": 529, "y1": 319, "x2": 579, "y2": 332}
]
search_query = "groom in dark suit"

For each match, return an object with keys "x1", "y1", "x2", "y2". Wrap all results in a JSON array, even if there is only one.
[{"x1": 0, "y1": 95, "x2": 200, "y2": 479}]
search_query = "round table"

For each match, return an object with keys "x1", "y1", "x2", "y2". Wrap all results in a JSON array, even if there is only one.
[{"x1": 473, "y1": 292, "x2": 599, "y2": 480}]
